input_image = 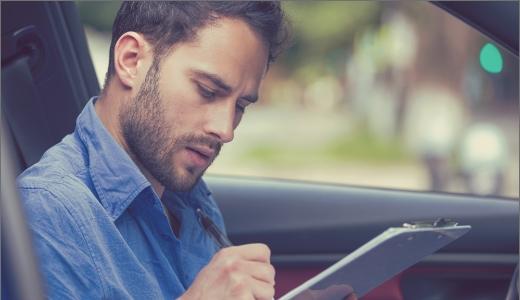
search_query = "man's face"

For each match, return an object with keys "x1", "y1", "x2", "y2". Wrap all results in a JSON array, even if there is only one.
[{"x1": 120, "y1": 18, "x2": 268, "y2": 192}]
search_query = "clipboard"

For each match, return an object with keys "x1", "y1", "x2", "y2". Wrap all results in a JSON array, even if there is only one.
[{"x1": 279, "y1": 219, "x2": 471, "y2": 300}]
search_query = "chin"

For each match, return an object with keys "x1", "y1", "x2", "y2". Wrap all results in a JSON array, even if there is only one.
[{"x1": 165, "y1": 168, "x2": 203, "y2": 192}]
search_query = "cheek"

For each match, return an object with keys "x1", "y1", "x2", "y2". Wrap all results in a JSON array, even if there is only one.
[{"x1": 161, "y1": 89, "x2": 205, "y2": 132}]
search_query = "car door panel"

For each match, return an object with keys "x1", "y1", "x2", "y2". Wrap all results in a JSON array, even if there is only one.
[
  {"x1": 206, "y1": 176, "x2": 518, "y2": 299},
  {"x1": 1, "y1": 1, "x2": 97, "y2": 170}
]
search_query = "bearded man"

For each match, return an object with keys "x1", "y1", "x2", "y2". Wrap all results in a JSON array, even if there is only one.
[{"x1": 17, "y1": 2, "x2": 290, "y2": 299}]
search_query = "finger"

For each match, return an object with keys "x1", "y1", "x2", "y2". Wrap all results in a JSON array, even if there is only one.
[
  {"x1": 303, "y1": 285, "x2": 354, "y2": 300},
  {"x1": 345, "y1": 293, "x2": 358, "y2": 300},
  {"x1": 227, "y1": 273, "x2": 256, "y2": 300},
  {"x1": 324, "y1": 284, "x2": 353, "y2": 296},
  {"x1": 240, "y1": 261, "x2": 275, "y2": 285},
  {"x1": 293, "y1": 290, "x2": 317, "y2": 300},
  {"x1": 234, "y1": 243, "x2": 271, "y2": 263},
  {"x1": 249, "y1": 277, "x2": 275, "y2": 300}
]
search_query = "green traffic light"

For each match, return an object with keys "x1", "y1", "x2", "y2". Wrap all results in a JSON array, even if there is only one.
[{"x1": 479, "y1": 43, "x2": 503, "y2": 74}]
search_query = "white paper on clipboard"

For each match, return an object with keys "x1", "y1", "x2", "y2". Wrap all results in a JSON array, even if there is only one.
[{"x1": 279, "y1": 223, "x2": 471, "y2": 300}]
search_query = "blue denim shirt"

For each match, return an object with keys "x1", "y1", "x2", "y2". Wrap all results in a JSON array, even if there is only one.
[{"x1": 17, "y1": 98, "x2": 226, "y2": 299}]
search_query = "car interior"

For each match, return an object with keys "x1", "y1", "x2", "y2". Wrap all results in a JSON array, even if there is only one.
[{"x1": 1, "y1": 1, "x2": 518, "y2": 300}]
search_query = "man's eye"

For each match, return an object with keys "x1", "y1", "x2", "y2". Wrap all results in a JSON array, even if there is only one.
[{"x1": 198, "y1": 84, "x2": 216, "y2": 99}]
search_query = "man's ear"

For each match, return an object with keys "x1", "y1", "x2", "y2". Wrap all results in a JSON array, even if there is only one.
[{"x1": 113, "y1": 32, "x2": 151, "y2": 89}]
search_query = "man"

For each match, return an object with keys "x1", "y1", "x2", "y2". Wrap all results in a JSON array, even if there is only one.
[{"x1": 17, "y1": 2, "x2": 289, "y2": 299}]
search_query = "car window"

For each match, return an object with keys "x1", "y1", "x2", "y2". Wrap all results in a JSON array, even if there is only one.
[{"x1": 78, "y1": 1, "x2": 518, "y2": 199}]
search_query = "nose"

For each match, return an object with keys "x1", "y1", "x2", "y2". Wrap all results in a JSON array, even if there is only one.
[{"x1": 204, "y1": 102, "x2": 236, "y2": 143}]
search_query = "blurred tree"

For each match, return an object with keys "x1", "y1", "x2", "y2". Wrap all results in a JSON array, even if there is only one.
[
  {"x1": 281, "y1": 2, "x2": 380, "y2": 74},
  {"x1": 76, "y1": 1, "x2": 120, "y2": 32}
]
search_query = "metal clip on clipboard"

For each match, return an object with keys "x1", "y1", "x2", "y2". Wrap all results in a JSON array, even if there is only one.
[{"x1": 403, "y1": 217, "x2": 459, "y2": 229}]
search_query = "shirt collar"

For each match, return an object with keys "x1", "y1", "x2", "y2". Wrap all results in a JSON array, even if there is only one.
[
  {"x1": 76, "y1": 97, "x2": 151, "y2": 220},
  {"x1": 163, "y1": 179, "x2": 213, "y2": 212}
]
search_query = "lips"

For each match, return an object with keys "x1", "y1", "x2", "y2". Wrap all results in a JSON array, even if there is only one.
[
  {"x1": 186, "y1": 146, "x2": 215, "y2": 160},
  {"x1": 185, "y1": 144, "x2": 219, "y2": 170}
]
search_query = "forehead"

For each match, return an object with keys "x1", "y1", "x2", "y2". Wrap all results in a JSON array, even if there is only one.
[{"x1": 159, "y1": 17, "x2": 269, "y2": 88}]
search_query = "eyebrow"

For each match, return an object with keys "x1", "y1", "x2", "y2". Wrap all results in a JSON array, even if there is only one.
[{"x1": 190, "y1": 69, "x2": 258, "y2": 103}]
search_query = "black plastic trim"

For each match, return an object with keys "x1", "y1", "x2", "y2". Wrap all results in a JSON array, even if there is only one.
[
  {"x1": 271, "y1": 253, "x2": 518, "y2": 268},
  {"x1": 432, "y1": 1, "x2": 519, "y2": 56},
  {"x1": 205, "y1": 176, "x2": 519, "y2": 255}
]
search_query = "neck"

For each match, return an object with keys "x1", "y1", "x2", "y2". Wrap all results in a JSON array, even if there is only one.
[{"x1": 95, "y1": 87, "x2": 166, "y2": 198}]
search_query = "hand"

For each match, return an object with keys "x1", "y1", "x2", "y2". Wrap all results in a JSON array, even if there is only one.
[
  {"x1": 179, "y1": 243, "x2": 275, "y2": 300},
  {"x1": 293, "y1": 284, "x2": 357, "y2": 300}
]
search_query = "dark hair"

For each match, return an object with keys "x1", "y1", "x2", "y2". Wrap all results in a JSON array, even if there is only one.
[{"x1": 103, "y1": 1, "x2": 291, "y2": 89}]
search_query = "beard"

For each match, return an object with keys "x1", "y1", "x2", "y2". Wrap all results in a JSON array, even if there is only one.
[{"x1": 119, "y1": 59, "x2": 222, "y2": 192}]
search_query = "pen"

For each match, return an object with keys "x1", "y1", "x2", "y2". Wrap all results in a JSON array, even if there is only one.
[{"x1": 196, "y1": 208, "x2": 233, "y2": 249}]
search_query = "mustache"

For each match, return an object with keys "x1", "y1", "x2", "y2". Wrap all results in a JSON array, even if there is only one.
[{"x1": 177, "y1": 134, "x2": 222, "y2": 154}]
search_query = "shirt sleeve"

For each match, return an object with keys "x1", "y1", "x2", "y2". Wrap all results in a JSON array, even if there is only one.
[{"x1": 18, "y1": 187, "x2": 104, "y2": 299}]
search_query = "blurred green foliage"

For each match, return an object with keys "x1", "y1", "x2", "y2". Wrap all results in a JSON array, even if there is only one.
[
  {"x1": 241, "y1": 127, "x2": 410, "y2": 166},
  {"x1": 76, "y1": 1, "x2": 120, "y2": 32},
  {"x1": 281, "y1": 2, "x2": 380, "y2": 73}
]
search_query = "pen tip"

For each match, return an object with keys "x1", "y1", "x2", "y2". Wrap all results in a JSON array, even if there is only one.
[{"x1": 196, "y1": 208, "x2": 204, "y2": 218}]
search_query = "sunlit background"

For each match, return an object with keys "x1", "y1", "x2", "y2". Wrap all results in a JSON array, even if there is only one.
[{"x1": 78, "y1": 1, "x2": 519, "y2": 199}]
